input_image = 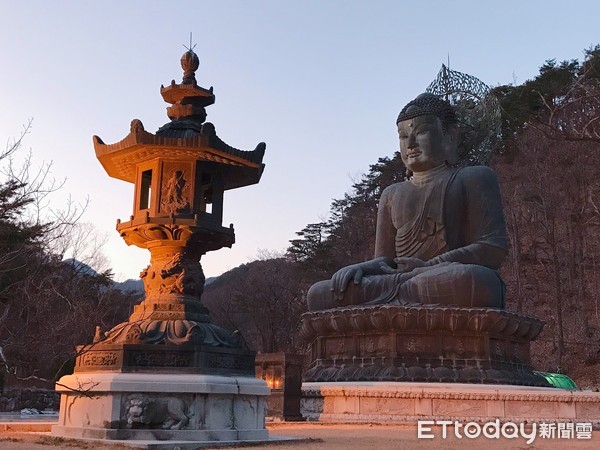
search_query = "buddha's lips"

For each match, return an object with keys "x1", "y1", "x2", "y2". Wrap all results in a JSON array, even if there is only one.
[{"x1": 407, "y1": 150, "x2": 421, "y2": 158}]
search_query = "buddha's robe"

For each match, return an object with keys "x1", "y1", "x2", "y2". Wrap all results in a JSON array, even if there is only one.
[{"x1": 306, "y1": 165, "x2": 508, "y2": 311}]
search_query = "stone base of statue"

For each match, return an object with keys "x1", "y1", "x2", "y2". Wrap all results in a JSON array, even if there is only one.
[
  {"x1": 301, "y1": 382, "x2": 600, "y2": 424},
  {"x1": 300, "y1": 305, "x2": 549, "y2": 386},
  {"x1": 51, "y1": 371, "x2": 269, "y2": 445}
]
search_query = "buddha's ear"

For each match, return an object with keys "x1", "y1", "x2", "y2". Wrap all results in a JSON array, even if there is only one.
[{"x1": 445, "y1": 125, "x2": 460, "y2": 165}]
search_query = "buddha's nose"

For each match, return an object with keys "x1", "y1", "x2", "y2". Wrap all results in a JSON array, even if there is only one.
[{"x1": 408, "y1": 134, "x2": 417, "y2": 148}]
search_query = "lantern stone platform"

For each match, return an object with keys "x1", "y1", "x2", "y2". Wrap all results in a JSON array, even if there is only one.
[
  {"x1": 52, "y1": 373, "x2": 268, "y2": 442},
  {"x1": 52, "y1": 49, "x2": 271, "y2": 447}
]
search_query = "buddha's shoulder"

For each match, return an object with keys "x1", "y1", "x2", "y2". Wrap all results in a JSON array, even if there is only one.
[
  {"x1": 381, "y1": 180, "x2": 410, "y2": 197},
  {"x1": 454, "y1": 165, "x2": 499, "y2": 184}
]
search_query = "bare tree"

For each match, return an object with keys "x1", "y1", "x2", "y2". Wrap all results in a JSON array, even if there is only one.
[
  {"x1": 494, "y1": 126, "x2": 600, "y2": 378},
  {"x1": 0, "y1": 124, "x2": 136, "y2": 389}
]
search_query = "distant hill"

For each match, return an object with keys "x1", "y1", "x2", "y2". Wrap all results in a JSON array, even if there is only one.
[
  {"x1": 115, "y1": 278, "x2": 144, "y2": 294},
  {"x1": 62, "y1": 258, "x2": 98, "y2": 277}
]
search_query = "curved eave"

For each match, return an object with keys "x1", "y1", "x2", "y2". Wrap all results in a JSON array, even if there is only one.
[{"x1": 93, "y1": 129, "x2": 264, "y2": 186}]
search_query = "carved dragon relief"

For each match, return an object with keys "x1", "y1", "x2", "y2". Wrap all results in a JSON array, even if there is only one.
[{"x1": 160, "y1": 253, "x2": 205, "y2": 297}]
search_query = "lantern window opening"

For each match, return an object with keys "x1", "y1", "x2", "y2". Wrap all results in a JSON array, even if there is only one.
[
  {"x1": 200, "y1": 172, "x2": 213, "y2": 214},
  {"x1": 140, "y1": 169, "x2": 153, "y2": 210}
]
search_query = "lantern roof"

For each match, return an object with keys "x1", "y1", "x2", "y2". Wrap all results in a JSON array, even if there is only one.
[{"x1": 93, "y1": 49, "x2": 265, "y2": 191}]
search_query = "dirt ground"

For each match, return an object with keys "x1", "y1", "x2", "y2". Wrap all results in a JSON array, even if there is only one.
[{"x1": 0, "y1": 423, "x2": 598, "y2": 450}]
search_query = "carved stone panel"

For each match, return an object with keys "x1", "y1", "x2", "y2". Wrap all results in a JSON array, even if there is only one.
[
  {"x1": 79, "y1": 351, "x2": 119, "y2": 368},
  {"x1": 160, "y1": 162, "x2": 193, "y2": 215},
  {"x1": 359, "y1": 397, "x2": 415, "y2": 415},
  {"x1": 504, "y1": 400, "x2": 558, "y2": 418},
  {"x1": 397, "y1": 335, "x2": 436, "y2": 355},
  {"x1": 433, "y1": 399, "x2": 487, "y2": 416},
  {"x1": 361, "y1": 334, "x2": 393, "y2": 357}
]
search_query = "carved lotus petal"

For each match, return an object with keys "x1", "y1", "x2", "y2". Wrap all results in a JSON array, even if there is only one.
[
  {"x1": 318, "y1": 367, "x2": 339, "y2": 382},
  {"x1": 144, "y1": 227, "x2": 169, "y2": 240},
  {"x1": 467, "y1": 313, "x2": 490, "y2": 331},
  {"x1": 299, "y1": 317, "x2": 315, "y2": 341},
  {"x1": 121, "y1": 230, "x2": 147, "y2": 246},
  {"x1": 349, "y1": 311, "x2": 371, "y2": 332},
  {"x1": 336, "y1": 366, "x2": 359, "y2": 381},
  {"x1": 415, "y1": 307, "x2": 431, "y2": 328},
  {"x1": 460, "y1": 367, "x2": 483, "y2": 383},
  {"x1": 406, "y1": 309, "x2": 420, "y2": 329},
  {"x1": 391, "y1": 309, "x2": 418, "y2": 329},
  {"x1": 488, "y1": 314, "x2": 509, "y2": 333},
  {"x1": 432, "y1": 366, "x2": 456, "y2": 382},
  {"x1": 310, "y1": 315, "x2": 330, "y2": 335},
  {"x1": 485, "y1": 368, "x2": 511, "y2": 384},
  {"x1": 444, "y1": 311, "x2": 467, "y2": 332},
  {"x1": 379, "y1": 365, "x2": 405, "y2": 381},
  {"x1": 104, "y1": 322, "x2": 136, "y2": 344},
  {"x1": 329, "y1": 313, "x2": 350, "y2": 332},
  {"x1": 515, "y1": 319, "x2": 532, "y2": 338},
  {"x1": 406, "y1": 365, "x2": 428, "y2": 381},
  {"x1": 370, "y1": 307, "x2": 392, "y2": 330},
  {"x1": 524, "y1": 320, "x2": 544, "y2": 340},
  {"x1": 177, "y1": 227, "x2": 194, "y2": 241},
  {"x1": 480, "y1": 314, "x2": 495, "y2": 331},
  {"x1": 425, "y1": 309, "x2": 444, "y2": 331},
  {"x1": 503, "y1": 317, "x2": 521, "y2": 336},
  {"x1": 358, "y1": 365, "x2": 381, "y2": 381},
  {"x1": 391, "y1": 310, "x2": 409, "y2": 329}
]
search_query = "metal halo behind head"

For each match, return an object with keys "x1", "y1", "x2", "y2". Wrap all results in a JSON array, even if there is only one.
[{"x1": 426, "y1": 64, "x2": 502, "y2": 166}]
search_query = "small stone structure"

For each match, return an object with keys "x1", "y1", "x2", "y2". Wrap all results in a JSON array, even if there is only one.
[
  {"x1": 255, "y1": 353, "x2": 304, "y2": 421},
  {"x1": 52, "y1": 49, "x2": 269, "y2": 446}
]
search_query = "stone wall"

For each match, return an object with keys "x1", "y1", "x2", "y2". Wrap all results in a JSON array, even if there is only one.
[{"x1": 0, "y1": 389, "x2": 59, "y2": 412}]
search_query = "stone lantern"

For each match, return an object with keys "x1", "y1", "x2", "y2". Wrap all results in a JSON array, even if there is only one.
[{"x1": 52, "y1": 50, "x2": 270, "y2": 445}]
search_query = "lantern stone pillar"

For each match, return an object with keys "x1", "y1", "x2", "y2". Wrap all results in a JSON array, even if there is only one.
[{"x1": 52, "y1": 49, "x2": 270, "y2": 446}]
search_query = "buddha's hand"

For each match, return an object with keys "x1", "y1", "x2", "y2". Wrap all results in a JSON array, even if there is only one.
[{"x1": 330, "y1": 258, "x2": 395, "y2": 302}]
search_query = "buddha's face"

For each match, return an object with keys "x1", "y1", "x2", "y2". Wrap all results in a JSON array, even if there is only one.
[{"x1": 398, "y1": 114, "x2": 448, "y2": 173}]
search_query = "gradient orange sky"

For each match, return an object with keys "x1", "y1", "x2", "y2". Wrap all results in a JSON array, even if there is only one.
[{"x1": 1, "y1": 0, "x2": 599, "y2": 280}]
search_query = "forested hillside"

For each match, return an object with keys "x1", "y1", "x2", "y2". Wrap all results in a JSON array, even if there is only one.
[{"x1": 203, "y1": 46, "x2": 600, "y2": 388}]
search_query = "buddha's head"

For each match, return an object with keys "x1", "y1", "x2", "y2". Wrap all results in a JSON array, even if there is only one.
[{"x1": 396, "y1": 93, "x2": 459, "y2": 174}]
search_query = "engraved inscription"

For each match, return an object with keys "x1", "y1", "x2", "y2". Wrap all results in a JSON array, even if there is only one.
[
  {"x1": 207, "y1": 354, "x2": 253, "y2": 371},
  {"x1": 130, "y1": 351, "x2": 192, "y2": 367}
]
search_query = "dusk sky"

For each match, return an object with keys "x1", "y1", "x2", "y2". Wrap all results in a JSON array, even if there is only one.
[{"x1": 1, "y1": 0, "x2": 599, "y2": 280}]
